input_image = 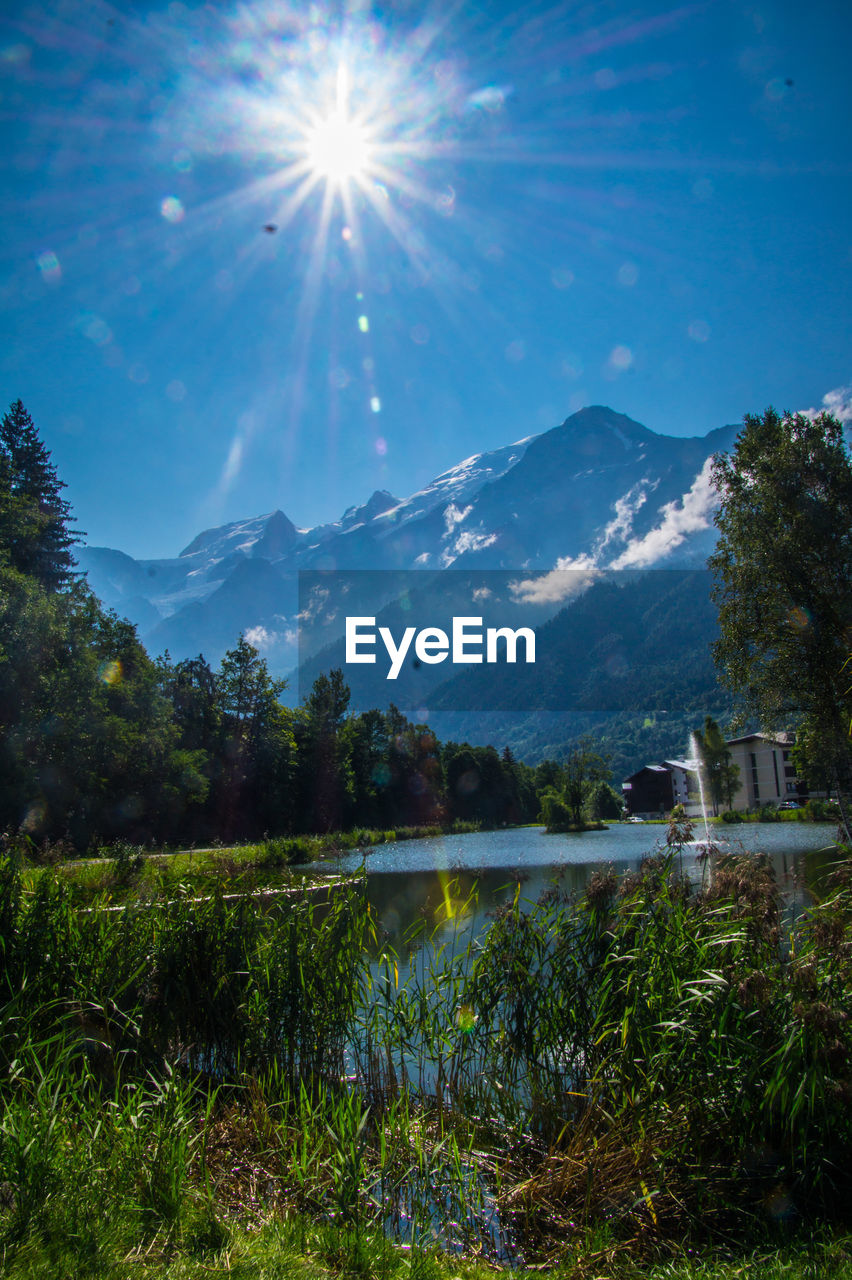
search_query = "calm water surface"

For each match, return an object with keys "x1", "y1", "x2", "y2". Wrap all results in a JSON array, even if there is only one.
[
  {"x1": 330, "y1": 822, "x2": 838, "y2": 948},
  {"x1": 325, "y1": 821, "x2": 839, "y2": 1259}
]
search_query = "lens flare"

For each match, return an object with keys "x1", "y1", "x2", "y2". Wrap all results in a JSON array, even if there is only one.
[
  {"x1": 435, "y1": 868, "x2": 470, "y2": 925},
  {"x1": 788, "y1": 606, "x2": 811, "y2": 631},
  {"x1": 456, "y1": 1005, "x2": 478, "y2": 1034}
]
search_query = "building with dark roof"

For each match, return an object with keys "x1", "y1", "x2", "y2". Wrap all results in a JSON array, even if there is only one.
[{"x1": 621, "y1": 764, "x2": 676, "y2": 816}]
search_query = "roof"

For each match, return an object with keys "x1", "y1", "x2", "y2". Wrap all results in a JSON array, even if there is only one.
[
  {"x1": 622, "y1": 763, "x2": 672, "y2": 784},
  {"x1": 725, "y1": 732, "x2": 795, "y2": 747}
]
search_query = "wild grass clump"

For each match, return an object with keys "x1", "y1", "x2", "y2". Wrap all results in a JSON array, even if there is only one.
[
  {"x1": 1, "y1": 829, "x2": 851, "y2": 1273},
  {"x1": 251, "y1": 834, "x2": 316, "y2": 867},
  {"x1": 346, "y1": 816, "x2": 852, "y2": 1256},
  {"x1": 486, "y1": 842, "x2": 852, "y2": 1255},
  {"x1": 719, "y1": 802, "x2": 840, "y2": 825}
]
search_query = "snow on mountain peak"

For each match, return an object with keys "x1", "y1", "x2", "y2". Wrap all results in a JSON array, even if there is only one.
[
  {"x1": 373, "y1": 434, "x2": 536, "y2": 532},
  {"x1": 179, "y1": 509, "x2": 297, "y2": 561},
  {"x1": 77, "y1": 405, "x2": 741, "y2": 672}
]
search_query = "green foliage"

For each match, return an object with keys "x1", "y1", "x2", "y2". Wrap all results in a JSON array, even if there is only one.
[
  {"x1": 0, "y1": 398, "x2": 79, "y2": 589},
  {"x1": 804, "y1": 798, "x2": 840, "y2": 822},
  {"x1": 586, "y1": 777, "x2": 624, "y2": 820},
  {"x1": 2, "y1": 850, "x2": 852, "y2": 1271},
  {"x1": 693, "y1": 715, "x2": 740, "y2": 814},
  {"x1": 709, "y1": 408, "x2": 852, "y2": 837},
  {"x1": 0, "y1": 572, "x2": 172, "y2": 845},
  {"x1": 538, "y1": 741, "x2": 613, "y2": 829},
  {"x1": 539, "y1": 787, "x2": 572, "y2": 831}
]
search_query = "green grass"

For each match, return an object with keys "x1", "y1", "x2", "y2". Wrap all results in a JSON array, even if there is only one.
[
  {"x1": 18, "y1": 821, "x2": 486, "y2": 906},
  {"x1": 2, "y1": 1200, "x2": 850, "y2": 1279},
  {"x1": 2, "y1": 823, "x2": 852, "y2": 1276}
]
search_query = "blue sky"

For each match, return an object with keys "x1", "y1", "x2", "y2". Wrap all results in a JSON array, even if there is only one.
[{"x1": 2, "y1": 0, "x2": 850, "y2": 559}]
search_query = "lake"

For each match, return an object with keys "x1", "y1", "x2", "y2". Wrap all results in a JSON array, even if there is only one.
[
  {"x1": 323, "y1": 820, "x2": 840, "y2": 1260},
  {"x1": 330, "y1": 822, "x2": 839, "y2": 950}
]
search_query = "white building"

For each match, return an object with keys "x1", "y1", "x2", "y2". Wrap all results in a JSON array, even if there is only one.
[
  {"x1": 660, "y1": 760, "x2": 695, "y2": 809},
  {"x1": 724, "y1": 732, "x2": 801, "y2": 810}
]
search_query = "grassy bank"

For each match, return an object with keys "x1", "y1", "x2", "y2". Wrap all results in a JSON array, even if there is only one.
[
  {"x1": 19, "y1": 820, "x2": 486, "y2": 907},
  {"x1": 718, "y1": 800, "x2": 841, "y2": 824},
  {"x1": 1, "y1": 822, "x2": 851, "y2": 1275},
  {"x1": 620, "y1": 804, "x2": 840, "y2": 827},
  {"x1": 2, "y1": 1214, "x2": 851, "y2": 1279}
]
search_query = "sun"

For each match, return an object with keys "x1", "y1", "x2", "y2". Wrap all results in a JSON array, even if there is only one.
[
  {"x1": 305, "y1": 109, "x2": 372, "y2": 187},
  {"x1": 301, "y1": 63, "x2": 374, "y2": 191}
]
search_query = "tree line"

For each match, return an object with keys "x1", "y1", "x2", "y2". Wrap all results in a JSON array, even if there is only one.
[
  {"x1": 1, "y1": 400, "x2": 603, "y2": 850},
  {"x1": 5, "y1": 397, "x2": 848, "y2": 849}
]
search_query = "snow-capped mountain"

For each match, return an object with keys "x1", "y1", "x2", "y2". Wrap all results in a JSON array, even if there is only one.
[{"x1": 77, "y1": 405, "x2": 739, "y2": 674}]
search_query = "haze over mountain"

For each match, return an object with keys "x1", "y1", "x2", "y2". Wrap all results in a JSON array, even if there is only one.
[{"x1": 78, "y1": 405, "x2": 740, "y2": 678}]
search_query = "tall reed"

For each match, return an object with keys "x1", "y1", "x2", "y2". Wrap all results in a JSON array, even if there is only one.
[{"x1": 1, "y1": 841, "x2": 850, "y2": 1269}]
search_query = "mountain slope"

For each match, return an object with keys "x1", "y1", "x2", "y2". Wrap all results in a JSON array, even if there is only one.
[{"x1": 77, "y1": 406, "x2": 738, "y2": 672}]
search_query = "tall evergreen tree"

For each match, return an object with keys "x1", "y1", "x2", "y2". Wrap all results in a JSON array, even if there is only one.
[
  {"x1": 296, "y1": 669, "x2": 353, "y2": 832},
  {"x1": 216, "y1": 636, "x2": 289, "y2": 837},
  {"x1": 693, "y1": 715, "x2": 739, "y2": 814},
  {"x1": 0, "y1": 400, "x2": 79, "y2": 589}
]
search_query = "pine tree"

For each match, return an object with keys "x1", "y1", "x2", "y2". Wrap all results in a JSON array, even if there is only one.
[
  {"x1": 694, "y1": 716, "x2": 739, "y2": 814},
  {"x1": 216, "y1": 636, "x2": 289, "y2": 837},
  {"x1": 297, "y1": 669, "x2": 353, "y2": 832},
  {"x1": 0, "y1": 399, "x2": 79, "y2": 589}
]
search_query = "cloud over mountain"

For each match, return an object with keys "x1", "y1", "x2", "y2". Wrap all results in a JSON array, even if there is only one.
[
  {"x1": 610, "y1": 457, "x2": 717, "y2": 569},
  {"x1": 77, "y1": 405, "x2": 741, "y2": 674},
  {"x1": 802, "y1": 382, "x2": 852, "y2": 425}
]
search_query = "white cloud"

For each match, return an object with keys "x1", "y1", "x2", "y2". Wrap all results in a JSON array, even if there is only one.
[
  {"x1": 244, "y1": 625, "x2": 299, "y2": 653},
  {"x1": 440, "y1": 529, "x2": 497, "y2": 566},
  {"x1": 609, "y1": 457, "x2": 717, "y2": 569},
  {"x1": 801, "y1": 383, "x2": 852, "y2": 424},
  {"x1": 555, "y1": 553, "x2": 599, "y2": 572},
  {"x1": 298, "y1": 586, "x2": 330, "y2": 623},
  {"x1": 455, "y1": 530, "x2": 496, "y2": 555},
  {"x1": 597, "y1": 482, "x2": 650, "y2": 554},
  {"x1": 244, "y1": 625, "x2": 275, "y2": 650},
  {"x1": 443, "y1": 502, "x2": 472, "y2": 534},
  {"x1": 465, "y1": 84, "x2": 512, "y2": 113},
  {"x1": 506, "y1": 484, "x2": 650, "y2": 604},
  {"x1": 509, "y1": 564, "x2": 600, "y2": 605}
]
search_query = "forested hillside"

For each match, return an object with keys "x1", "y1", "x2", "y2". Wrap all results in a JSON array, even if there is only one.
[{"x1": 0, "y1": 403, "x2": 550, "y2": 849}]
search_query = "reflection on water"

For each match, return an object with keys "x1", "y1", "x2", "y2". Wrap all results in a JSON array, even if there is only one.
[
  {"x1": 324, "y1": 822, "x2": 840, "y2": 1261},
  {"x1": 329, "y1": 823, "x2": 839, "y2": 951}
]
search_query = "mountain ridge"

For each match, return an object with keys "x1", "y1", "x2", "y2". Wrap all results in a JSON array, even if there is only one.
[{"x1": 77, "y1": 406, "x2": 739, "y2": 673}]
